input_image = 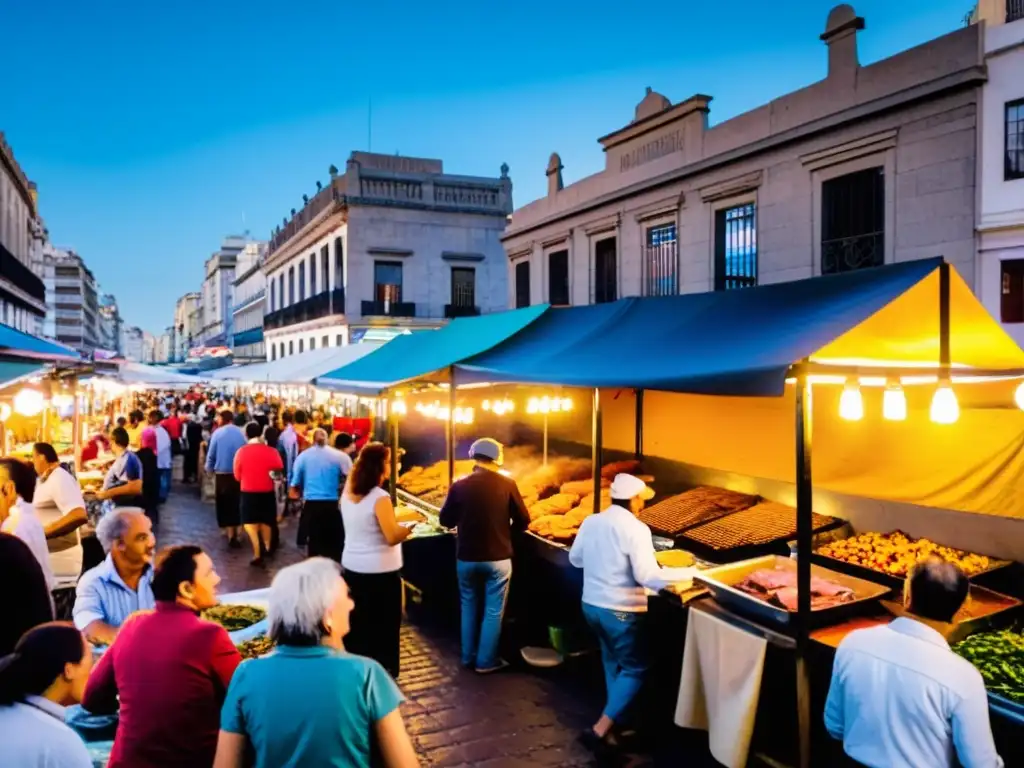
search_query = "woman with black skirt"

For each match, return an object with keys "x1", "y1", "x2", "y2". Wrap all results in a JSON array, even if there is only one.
[
  {"x1": 340, "y1": 443, "x2": 422, "y2": 678},
  {"x1": 233, "y1": 422, "x2": 284, "y2": 567}
]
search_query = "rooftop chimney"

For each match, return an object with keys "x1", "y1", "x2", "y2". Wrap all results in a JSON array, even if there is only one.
[
  {"x1": 821, "y1": 5, "x2": 865, "y2": 81},
  {"x1": 546, "y1": 153, "x2": 564, "y2": 197}
]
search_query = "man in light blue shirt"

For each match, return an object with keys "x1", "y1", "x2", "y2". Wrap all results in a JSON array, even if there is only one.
[
  {"x1": 73, "y1": 508, "x2": 156, "y2": 647},
  {"x1": 289, "y1": 429, "x2": 346, "y2": 562},
  {"x1": 824, "y1": 557, "x2": 1003, "y2": 768},
  {"x1": 205, "y1": 410, "x2": 248, "y2": 545}
]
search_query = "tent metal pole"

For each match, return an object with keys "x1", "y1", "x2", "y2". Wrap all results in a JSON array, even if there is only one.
[
  {"x1": 72, "y1": 376, "x2": 82, "y2": 473},
  {"x1": 939, "y1": 262, "x2": 951, "y2": 369},
  {"x1": 389, "y1": 401, "x2": 398, "y2": 505},
  {"x1": 794, "y1": 371, "x2": 813, "y2": 768},
  {"x1": 592, "y1": 389, "x2": 603, "y2": 507},
  {"x1": 447, "y1": 367, "x2": 456, "y2": 490},
  {"x1": 634, "y1": 390, "x2": 644, "y2": 460}
]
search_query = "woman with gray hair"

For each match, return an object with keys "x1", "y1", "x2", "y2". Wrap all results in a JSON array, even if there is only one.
[{"x1": 214, "y1": 558, "x2": 418, "y2": 768}]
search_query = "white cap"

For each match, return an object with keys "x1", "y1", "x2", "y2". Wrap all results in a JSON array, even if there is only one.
[
  {"x1": 468, "y1": 437, "x2": 504, "y2": 466},
  {"x1": 609, "y1": 473, "x2": 655, "y2": 501}
]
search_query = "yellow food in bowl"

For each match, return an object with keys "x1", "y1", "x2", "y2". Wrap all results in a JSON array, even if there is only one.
[{"x1": 656, "y1": 549, "x2": 695, "y2": 568}]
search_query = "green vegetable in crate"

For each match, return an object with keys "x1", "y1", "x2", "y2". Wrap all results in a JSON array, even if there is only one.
[
  {"x1": 202, "y1": 604, "x2": 267, "y2": 632},
  {"x1": 953, "y1": 629, "x2": 1024, "y2": 702}
]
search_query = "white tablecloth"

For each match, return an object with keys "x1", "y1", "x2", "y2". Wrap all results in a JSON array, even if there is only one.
[{"x1": 674, "y1": 608, "x2": 767, "y2": 768}]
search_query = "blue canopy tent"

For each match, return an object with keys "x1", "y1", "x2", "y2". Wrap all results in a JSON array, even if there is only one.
[
  {"x1": 449, "y1": 258, "x2": 1024, "y2": 766},
  {"x1": 0, "y1": 324, "x2": 80, "y2": 363}
]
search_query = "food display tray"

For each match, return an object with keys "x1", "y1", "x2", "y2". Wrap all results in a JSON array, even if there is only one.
[
  {"x1": 811, "y1": 549, "x2": 1014, "y2": 592},
  {"x1": 695, "y1": 555, "x2": 892, "y2": 631},
  {"x1": 881, "y1": 584, "x2": 1022, "y2": 645}
]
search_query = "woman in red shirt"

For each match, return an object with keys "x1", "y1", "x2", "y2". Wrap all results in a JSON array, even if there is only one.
[{"x1": 233, "y1": 422, "x2": 284, "y2": 566}]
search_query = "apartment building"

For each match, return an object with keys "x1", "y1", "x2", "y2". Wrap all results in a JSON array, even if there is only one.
[
  {"x1": 504, "y1": 6, "x2": 985, "y2": 317},
  {"x1": 173, "y1": 291, "x2": 202, "y2": 360},
  {"x1": 262, "y1": 151, "x2": 512, "y2": 361},
  {"x1": 200, "y1": 235, "x2": 249, "y2": 346},
  {"x1": 974, "y1": 0, "x2": 1024, "y2": 345},
  {"x1": 232, "y1": 242, "x2": 266, "y2": 362},
  {"x1": 123, "y1": 325, "x2": 145, "y2": 362},
  {"x1": 0, "y1": 132, "x2": 46, "y2": 334},
  {"x1": 98, "y1": 294, "x2": 123, "y2": 356},
  {"x1": 40, "y1": 245, "x2": 100, "y2": 353}
]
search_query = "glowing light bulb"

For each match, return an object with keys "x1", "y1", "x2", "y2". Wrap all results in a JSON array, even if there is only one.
[
  {"x1": 504, "y1": 399, "x2": 515, "y2": 413},
  {"x1": 0, "y1": 403, "x2": 10, "y2": 422},
  {"x1": 526, "y1": 398, "x2": 539, "y2": 414},
  {"x1": 13, "y1": 389, "x2": 45, "y2": 417},
  {"x1": 930, "y1": 380, "x2": 959, "y2": 424},
  {"x1": 391, "y1": 399, "x2": 406, "y2": 416},
  {"x1": 838, "y1": 380, "x2": 863, "y2": 421},
  {"x1": 1015, "y1": 381, "x2": 1024, "y2": 411},
  {"x1": 561, "y1": 398, "x2": 572, "y2": 411},
  {"x1": 882, "y1": 383, "x2": 907, "y2": 421},
  {"x1": 482, "y1": 400, "x2": 491, "y2": 411}
]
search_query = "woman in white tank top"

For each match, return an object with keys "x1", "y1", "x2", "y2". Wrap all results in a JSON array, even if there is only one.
[{"x1": 340, "y1": 443, "x2": 422, "y2": 677}]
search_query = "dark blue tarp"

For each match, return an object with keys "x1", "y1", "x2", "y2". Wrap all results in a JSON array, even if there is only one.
[{"x1": 457, "y1": 258, "x2": 944, "y2": 397}]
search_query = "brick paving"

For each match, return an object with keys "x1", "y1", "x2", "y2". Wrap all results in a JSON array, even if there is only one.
[{"x1": 155, "y1": 485, "x2": 706, "y2": 767}]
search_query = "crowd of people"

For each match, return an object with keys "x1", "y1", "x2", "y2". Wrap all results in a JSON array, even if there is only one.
[{"x1": 0, "y1": 389, "x2": 1007, "y2": 767}]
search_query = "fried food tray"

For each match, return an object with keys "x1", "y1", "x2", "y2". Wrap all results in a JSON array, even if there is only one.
[
  {"x1": 639, "y1": 487, "x2": 759, "y2": 538},
  {"x1": 695, "y1": 555, "x2": 892, "y2": 631},
  {"x1": 677, "y1": 502, "x2": 843, "y2": 564}
]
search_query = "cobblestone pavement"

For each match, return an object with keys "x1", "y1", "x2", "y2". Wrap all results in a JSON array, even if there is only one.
[{"x1": 156, "y1": 485, "x2": 708, "y2": 767}]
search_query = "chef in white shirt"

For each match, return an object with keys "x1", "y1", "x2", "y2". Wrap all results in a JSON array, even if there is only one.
[
  {"x1": 0, "y1": 458, "x2": 55, "y2": 592},
  {"x1": 569, "y1": 473, "x2": 695, "y2": 751}
]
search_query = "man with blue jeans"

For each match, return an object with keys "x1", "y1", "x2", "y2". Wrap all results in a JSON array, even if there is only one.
[
  {"x1": 440, "y1": 438, "x2": 530, "y2": 674},
  {"x1": 569, "y1": 474, "x2": 695, "y2": 751}
]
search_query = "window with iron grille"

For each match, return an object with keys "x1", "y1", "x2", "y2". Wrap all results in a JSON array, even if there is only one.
[
  {"x1": 1009, "y1": 0, "x2": 1024, "y2": 23},
  {"x1": 321, "y1": 246, "x2": 330, "y2": 292},
  {"x1": 298, "y1": 262, "x2": 306, "y2": 301},
  {"x1": 1007, "y1": 99, "x2": 1024, "y2": 181},
  {"x1": 594, "y1": 238, "x2": 617, "y2": 304},
  {"x1": 645, "y1": 224, "x2": 678, "y2": 296},
  {"x1": 279, "y1": 275, "x2": 285, "y2": 308},
  {"x1": 374, "y1": 261, "x2": 403, "y2": 304},
  {"x1": 334, "y1": 238, "x2": 344, "y2": 288},
  {"x1": 548, "y1": 250, "x2": 569, "y2": 305},
  {"x1": 288, "y1": 268, "x2": 295, "y2": 305},
  {"x1": 714, "y1": 203, "x2": 758, "y2": 290},
  {"x1": 821, "y1": 167, "x2": 884, "y2": 274},
  {"x1": 1002, "y1": 260, "x2": 1024, "y2": 323},
  {"x1": 451, "y1": 267, "x2": 475, "y2": 307},
  {"x1": 269, "y1": 280, "x2": 276, "y2": 312},
  {"x1": 309, "y1": 253, "x2": 317, "y2": 295},
  {"x1": 515, "y1": 261, "x2": 530, "y2": 308}
]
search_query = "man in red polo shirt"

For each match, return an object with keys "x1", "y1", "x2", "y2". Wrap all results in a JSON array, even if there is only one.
[
  {"x1": 161, "y1": 408, "x2": 183, "y2": 457},
  {"x1": 82, "y1": 545, "x2": 241, "y2": 768}
]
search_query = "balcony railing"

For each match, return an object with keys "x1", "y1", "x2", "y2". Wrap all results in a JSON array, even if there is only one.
[
  {"x1": 362, "y1": 300, "x2": 416, "y2": 318},
  {"x1": 232, "y1": 287, "x2": 265, "y2": 314},
  {"x1": 444, "y1": 304, "x2": 480, "y2": 318},
  {"x1": 264, "y1": 289, "x2": 345, "y2": 331},
  {"x1": 1009, "y1": 0, "x2": 1024, "y2": 22}
]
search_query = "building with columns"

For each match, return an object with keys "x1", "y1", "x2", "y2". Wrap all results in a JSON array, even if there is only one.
[
  {"x1": 0, "y1": 132, "x2": 46, "y2": 334},
  {"x1": 232, "y1": 242, "x2": 267, "y2": 362},
  {"x1": 262, "y1": 152, "x2": 512, "y2": 361},
  {"x1": 200, "y1": 235, "x2": 249, "y2": 346},
  {"x1": 974, "y1": 0, "x2": 1024, "y2": 345},
  {"x1": 503, "y1": 6, "x2": 986, "y2": 319}
]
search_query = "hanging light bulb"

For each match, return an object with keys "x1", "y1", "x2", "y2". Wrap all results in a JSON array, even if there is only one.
[
  {"x1": 838, "y1": 379, "x2": 863, "y2": 421},
  {"x1": 930, "y1": 379, "x2": 959, "y2": 424},
  {"x1": 1014, "y1": 381, "x2": 1024, "y2": 411},
  {"x1": 526, "y1": 397, "x2": 540, "y2": 414},
  {"x1": 391, "y1": 399, "x2": 406, "y2": 416},
  {"x1": 561, "y1": 397, "x2": 573, "y2": 411},
  {"x1": 882, "y1": 381, "x2": 907, "y2": 421},
  {"x1": 0, "y1": 403, "x2": 10, "y2": 422},
  {"x1": 481, "y1": 400, "x2": 491, "y2": 411},
  {"x1": 13, "y1": 389, "x2": 45, "y2": 417}
]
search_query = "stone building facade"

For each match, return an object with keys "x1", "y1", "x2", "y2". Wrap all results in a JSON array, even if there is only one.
[
  {"x1": 503, "y1": 6, "x2": 987, "y2": 320},
  {"x1": 40, "y1": 245, "x2": 100, "y2": 352},
  {"x1": 0, "y1": 133, "x2": 46, "y2": 334},
  {"x1": 974, "y1": 1, "x2": 1024, "y2": 345},
  {"x1": 231, "y1": 242, "x2": 267, "y2": 362},
  {"x1": 262, "y1": 151, "x2": 512, "y2": 361}
]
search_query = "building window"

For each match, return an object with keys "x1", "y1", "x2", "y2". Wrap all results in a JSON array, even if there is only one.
[
  {"x1": 298, "y1": 262, "x2": 306, "y2": 301},
  {"x1": 451, "y1": 267, "x2": 475, "y2": 308},
  {"x1": 1001, "y1": 260, "x2": 1024, "y2": 323},
  {"x1": 714, "y1": 203, "x2": 758, "y2": 290},
  {"x1": 645, "y1": 224, "x2": 678, "y2": 296},
  {"x1": 820, "y1": 167, "x2": 884, "y2": 274},
  {"x1": 310, "y1": 337, "x2": 316, "y2": 350},
  {"x1": 279, "y1": 274, "x2": 285, "y2": 307},
  {"x1": 298, "y1": 339, "x2": 304, "y2": 353},
  {"x1": 271, "y1": 346, "x2": 276, "y2": 361},
  {"x1": 269, "y1": 280, "x2": 275, "y2": 312},
  {"x1": 548, "y1": 250, "x2": 569, "y2": 306},
  {"x1": 289, "y1": 340, "x2": 294, "y2": 355},
  {"x1": 287, "y1": 269, "x2": 295, "y2": 305},
  {"x1": 593, "y1": 238, "x2": 617, "y2": 304},
  {"x1": 309, "y1": 253, "x2": 317, "y2": 295},
  {"x1": 321, "y1": 246, "x2": 330, "y2": 293},
  {"x1": 336, "y1": 334, "x2": 343, "y2": 346},
  {"x1": 515, "y1": 261, "x2": 530, "y2": 308},
  {"x1": 322, "y1": 335, "x2": 329, "y2": 347},
  {"x1": 1007, "y1": 99, "x2": 1024, "y2": 181},
  {"x1": 334, "y1": 238, "x2": 344, "y2": 288},
  {"x1": 374, "y1": 262, "x2": 403, "y2": 304}
]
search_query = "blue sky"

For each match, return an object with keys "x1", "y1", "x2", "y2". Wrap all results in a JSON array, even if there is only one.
[{"x1": 3, "y1": 0, "x2": 970, "y2": 332}]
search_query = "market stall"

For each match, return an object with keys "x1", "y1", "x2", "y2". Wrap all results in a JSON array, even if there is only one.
[{"x1": 450, "y1": 257, "x2": 1024, "y2": 767}]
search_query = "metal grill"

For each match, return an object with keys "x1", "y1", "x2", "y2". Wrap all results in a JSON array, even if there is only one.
[
  {"x1": 821, "y1": 167, "x2": 885, "y2": 274},
  {"x1": 451, "y1": 267, "x2": 475, "y2": 307},
  {"x1": 1009, "y1": 0, "x2": 1024, "y2": 22},
  {"x1": 374, "y1": 261, "x2": 403, "y2": 304},
  {"x1": 1007, "y1": 99, "x2": 1024, "y2": 180},
  {"x1": 714, "y1": 203, "x2": 757, "y2": 290},
  {"x1": 645, "y1": 224, "x2": 679, "y2": 296}
]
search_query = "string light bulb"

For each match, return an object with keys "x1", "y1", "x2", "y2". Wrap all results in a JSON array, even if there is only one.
[
  {"x1": 882, "y1": 381, "x2": 907, "y2": 421},
  {"x1": 13, "y1": 389, "x2": 45, "y2": 417},
  {"x1": 1014, "y1": 382, "x2": 1024, "y2": 411},
  {"x1": 930, "y1": 379, "x2": 959, "y2": 424},
  {"x1": 838, "y1": 379, "x2": 864, "y2": 421},
  {"x1": 0, "y1": 403, "x2": 10, "y2": 422}
]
